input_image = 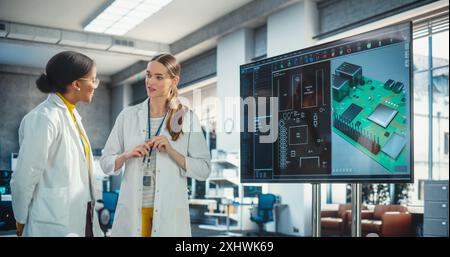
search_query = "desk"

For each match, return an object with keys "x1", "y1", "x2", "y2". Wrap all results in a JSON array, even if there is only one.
[
  {"x1": 408, "y1": 205, "x2": 424, "y2": 214},
  {"x1": 222, "y1": 202, "x2": 253, "y2": 236},
  {"x1": 0, "y1": 194, "x2": 11, "y2": 201},
  {"x1": 189, "y1": 199, "x2": 217, "y2": 207},
  {"x1": 189, "y1": 199, "x2": 217, "y2": 224},
  {"x1": 199, "y1": 212, "x2": 240, "y2": 233},
  {"x1": 0, "y1": 195, "x2": 14, "y2": 231},
  {"x1": 273, "y1": 203, "x2": 288, "y2": 233}
]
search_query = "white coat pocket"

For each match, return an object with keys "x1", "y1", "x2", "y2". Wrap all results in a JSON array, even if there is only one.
[{"x1": 30, "y1": 187, "x2": 69, "y2": 225}]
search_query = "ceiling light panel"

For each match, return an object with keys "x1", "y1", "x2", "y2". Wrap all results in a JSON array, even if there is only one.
[{"x1": 84, "y1": 0, "x2": 172, "y2": 36}]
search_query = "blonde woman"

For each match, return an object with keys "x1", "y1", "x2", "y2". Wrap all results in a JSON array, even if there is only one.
[{"x1": 100, "y1": 54, "x2": 211, "y2": 237}]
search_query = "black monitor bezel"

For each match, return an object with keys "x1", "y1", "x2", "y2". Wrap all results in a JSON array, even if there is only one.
[{"x1": 240, "y1": 21, "x2": 414, "y2": 184}]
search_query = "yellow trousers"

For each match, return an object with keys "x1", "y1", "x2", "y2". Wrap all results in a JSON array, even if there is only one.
[{"x1": 141, "y1": 208, "x2": 154, "y2": 237}]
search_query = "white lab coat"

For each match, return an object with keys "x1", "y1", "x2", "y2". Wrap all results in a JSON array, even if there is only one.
[
  {"x1": 100, "y1": 98, "x2": 211, "y2": 237},
  {"x1": 10, "y1": 94, "x2": 102, "y2": 237}
]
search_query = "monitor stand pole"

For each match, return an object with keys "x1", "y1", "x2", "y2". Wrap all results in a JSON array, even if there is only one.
[
  {"x1": 351, "y1": 183, "x2": 362, "y2": 237},
  {"x1": 312, "y1": 183, "x2": 321, "y2": 237}
]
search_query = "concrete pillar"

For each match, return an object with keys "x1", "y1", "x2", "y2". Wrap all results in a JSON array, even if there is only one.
[
  {"x1": 216, "y1": 28, "x2": 254, "y2": 152},
  {"x1": 265, "y1": 0, "x2": 318, "y2": 236},
  {"x1": 109, "y1": 83, "x2": 132, "y2": 191},
  {"x1": 267, "y1": 0, "x2": 318, "y2": 57},
  {"x1": 111, "y1": 83, "x2": 132, "y2": 124}
]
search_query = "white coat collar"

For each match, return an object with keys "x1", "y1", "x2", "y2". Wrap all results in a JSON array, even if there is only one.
[
  {"x1": 47, "y1": 93, "x2": 66, "y2": 108},
  {"x1": 47, "y1": 93, "x2": 87, "y2": 161},
  {"x1": 47, "y1": 93, "x2": 83, "y2": 121},
  {"x1": 138, "y1": 98, "x2": 170, "y2": 139},
  {"x1": 138, "y1": 98, "x2": 150, "y2": 140}
]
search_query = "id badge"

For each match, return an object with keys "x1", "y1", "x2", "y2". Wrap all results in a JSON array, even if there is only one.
[{"x1": 143, "y1": 175, "x2": 151, "y2": 187}]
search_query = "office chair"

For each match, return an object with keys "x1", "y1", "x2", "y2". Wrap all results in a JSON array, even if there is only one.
[{"x1": 250, "y1": 193, "x2": 277, "y2": 236}]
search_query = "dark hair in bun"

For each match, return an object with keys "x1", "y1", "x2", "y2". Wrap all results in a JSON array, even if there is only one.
[
  {"x1": 36, "y1": 73, "x2": 54, "y2": 93},
  {"x1": 36, "y1": 51, "x2": 94, "y2": 94}
]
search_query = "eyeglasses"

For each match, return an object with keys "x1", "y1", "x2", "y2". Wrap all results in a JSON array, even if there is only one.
[{"x1": 78, "y1": 77, "x2": 100, "y2": 89}]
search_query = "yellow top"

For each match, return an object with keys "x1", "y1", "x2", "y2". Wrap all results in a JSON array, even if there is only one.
[{"x1": 56, "y1": 93, "x2": 90, "y2": 163}]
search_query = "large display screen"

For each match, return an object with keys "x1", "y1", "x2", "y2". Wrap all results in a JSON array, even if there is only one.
[{"x1": 240, "y1": 22, "x2": 413, "y2": 183}]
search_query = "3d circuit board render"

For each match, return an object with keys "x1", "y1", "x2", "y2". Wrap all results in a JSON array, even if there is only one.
[{"x1": 332, "y1": 61, "x2": 408, "y2": 173}]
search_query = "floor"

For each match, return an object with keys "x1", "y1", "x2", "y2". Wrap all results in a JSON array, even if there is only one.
[
  {"x1": 0, "y1": 224, "x2": 289, "y2": 237},
  {"x1": 191, "y1": 223, "x2": 288, "y2": 237}
]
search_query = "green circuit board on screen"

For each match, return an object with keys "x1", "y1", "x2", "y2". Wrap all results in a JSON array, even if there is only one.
[{"x1": 332, "y1": 62, "x2": 408, "y2": 173}]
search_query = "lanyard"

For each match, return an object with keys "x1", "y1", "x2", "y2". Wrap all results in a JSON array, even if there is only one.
[
  {"x1": 143, "y1": 101, "x2": 167, "y2": 163},
  {"x1": 147, "y1": 101, "x2": 167, "y2": 140}
]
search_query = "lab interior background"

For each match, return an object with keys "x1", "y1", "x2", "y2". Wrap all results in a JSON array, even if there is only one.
[{"x1": 0, "y1": 0, "x2": 448, "y2": 237}]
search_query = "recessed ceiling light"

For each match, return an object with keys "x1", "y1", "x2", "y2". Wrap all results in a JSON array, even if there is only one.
[{"x1": 84, "y1": 0, "x2": 172, "y2": 36}]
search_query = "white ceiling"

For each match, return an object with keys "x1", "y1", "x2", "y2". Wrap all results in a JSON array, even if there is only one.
[
  {"x1": 0, "y1": 41, "x2": 140, "y2": 75},
  {"x1": 0, "y1": 0, "x2": 253, "y2": 43},
  {"x1": 0, "y1": 0, "x2": 254, "y2": 76}
]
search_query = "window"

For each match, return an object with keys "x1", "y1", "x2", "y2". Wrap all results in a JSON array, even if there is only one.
[
  {"x1": 252, "y1": 24, "x2": 267, "y2": 61},
  {"x1": 326, "y1": 11, "x2": 449, "y2": 205},
  {"x1": 180, "y1": 83, "x2": 218, "y2": 200},
  {"x1": 413, "y1": 13, "x2": 449, "y2": 184},
  {"x1": 445, "y1": 132, "x2": 449, "y2": 155}
]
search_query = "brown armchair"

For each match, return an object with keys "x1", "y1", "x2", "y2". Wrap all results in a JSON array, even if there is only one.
[
  {"x1": 346, "y1": 205, "x2": 412, "y2": 237},
  {"x1": 321, "y1": 204, "x2": 367, "y2": 236}
]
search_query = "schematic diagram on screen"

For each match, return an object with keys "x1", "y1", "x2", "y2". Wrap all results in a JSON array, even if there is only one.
[{"x1": 272, "y1": 61, "x2": 332, "y2": 176}]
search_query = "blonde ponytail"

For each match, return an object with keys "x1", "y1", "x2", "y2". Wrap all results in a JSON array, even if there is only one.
[
  {"x1": 166, "y1": 86, "x2": 186, "y2": 141},
  {"x1": 151, "y1": 53, "x2": 185, "y2": 141}
]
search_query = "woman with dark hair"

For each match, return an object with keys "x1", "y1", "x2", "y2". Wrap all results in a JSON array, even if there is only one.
[
  {"x1": 10, "y1": 51, "x2": 102, "y2": 237},
  {"x1": 100, "y1": 53, "x2": 211, "y2": 237}
]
